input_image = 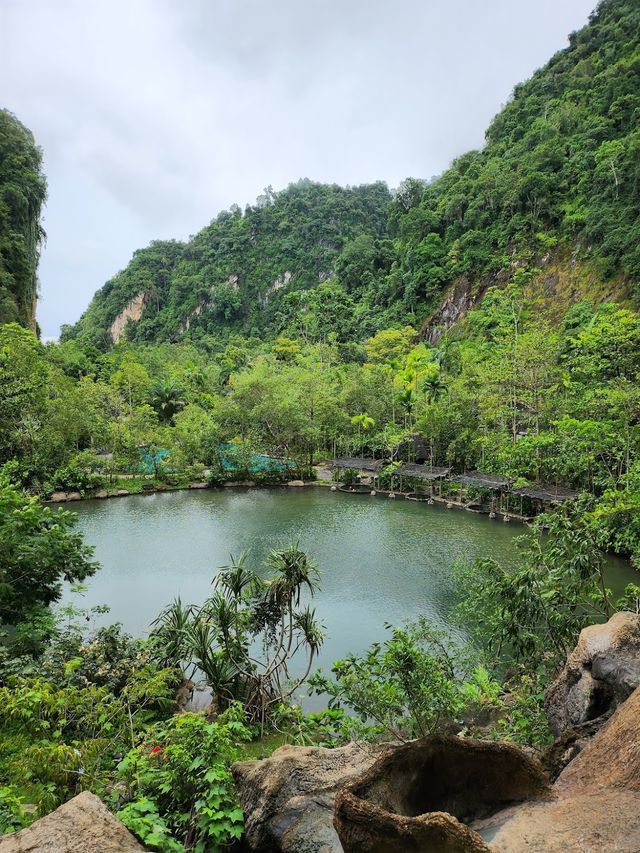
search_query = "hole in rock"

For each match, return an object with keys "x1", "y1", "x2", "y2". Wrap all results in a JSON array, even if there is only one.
[{"x1": 350, "y1": 737, "x2": 548, "y2": 825}]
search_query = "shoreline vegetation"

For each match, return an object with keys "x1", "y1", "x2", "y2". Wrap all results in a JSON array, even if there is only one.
[
  {"x1": 37, "y1": 458, "x2": 618, "y2": 545},
  {"x1": 40, "y1": 475, "x2": 541, "y2": 529}
]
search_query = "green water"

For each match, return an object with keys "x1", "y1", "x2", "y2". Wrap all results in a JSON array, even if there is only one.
[{"x1": 64, "y1": 488, "x2": 637, "y2": 677}]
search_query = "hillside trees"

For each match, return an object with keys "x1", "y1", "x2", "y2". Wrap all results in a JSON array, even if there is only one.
[
  {"x1": 0, "y1": 324, "x2": 48, "y2": 465},
  {"x1": 19, "y1": 1, "x2": 640, "y2": 357},
  {"x1": 0, "y1": 111, "x2": 47, "y2": 330},
  {"x1": 386, "y1": 0, "x2": 640, "y2": 315},
  {"x1": 67, "y1": 181, "x2": 393, "y2": 348}
]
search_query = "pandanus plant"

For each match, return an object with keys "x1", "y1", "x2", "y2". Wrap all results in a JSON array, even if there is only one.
[
  {"x1": 151, "y1": 546, "x2": 324, "y2": 729},
  {"x1": 150, "y1": 597, "x2": 194, "y2": 669}
]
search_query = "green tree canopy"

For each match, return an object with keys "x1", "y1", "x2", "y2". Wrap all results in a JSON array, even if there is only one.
[
  {"x1": 0, "y1": 478, "x2": 97, "y2": 627},
  {"x1": 0, "y1": 110, "x2": 47, "y2": 330}
]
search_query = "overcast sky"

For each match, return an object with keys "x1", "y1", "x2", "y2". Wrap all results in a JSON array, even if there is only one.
[{"x1": 1, "y1": 0, "x2": 596, "y2": 338}]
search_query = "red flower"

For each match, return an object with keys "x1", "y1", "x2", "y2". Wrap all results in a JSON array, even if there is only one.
[{"x1": 150, "y1": 746, "x2": 162, "y2": 755}]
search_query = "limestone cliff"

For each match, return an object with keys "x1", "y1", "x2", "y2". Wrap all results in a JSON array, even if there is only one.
[{"x1": 109, "y1": 290, "x2": 149, "y2": 343}]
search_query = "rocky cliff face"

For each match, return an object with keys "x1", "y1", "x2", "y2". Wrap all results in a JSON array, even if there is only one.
[
  {"x1": 109, "y1": 290, "x2": 149, "y2": 343},
  {"x1": 421, "y1": 248, "x2": 630, "y2": 344},
  {"x1": 421, "y1": 277, "x2": 479, "y2": 345}
]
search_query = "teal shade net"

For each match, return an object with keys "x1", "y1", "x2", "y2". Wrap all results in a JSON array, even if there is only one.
[
  {"x1": 130, "y1": 445, "x2": 296, "y2": 474},
  {"x1": 135, "y1": 448, "x2": 171, "y2": 473},
  {"x1": 218, "y1": 443, "x2": 296, "y2": 473}
]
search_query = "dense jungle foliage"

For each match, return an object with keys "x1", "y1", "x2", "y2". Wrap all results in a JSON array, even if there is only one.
[
  {"x1": 2, "y1": 0, "x2": 640, "y2": 849},
  {"x1": 0, "y1": 110, "x2": 46, "y2": 330},
  {"x1": 65, "y1": 180, "x2": 393, "y2": 347},
  {"x1": 64, "y1": 0, "x2": 640, "y2": 349}
]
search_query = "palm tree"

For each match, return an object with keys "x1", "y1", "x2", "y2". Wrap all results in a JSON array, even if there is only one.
[
  {"x1": 150, "y1": 546, "x2": 324, "y2": 730},
  {"x1": 423, "y1": 371, "x2": 446, "y2": 404},
  {"x1": 184, "y1": 618, "x2": 239, "y2": 710},
  {"x1": 351, "y1": 412, "x2": 375, "y2": 460},
  {"x1": 149, "y1": 378, "x2": 186, "y2": 423},
  {"x1": 215, "y1": 551, "x2": 262, "y2": 601}
]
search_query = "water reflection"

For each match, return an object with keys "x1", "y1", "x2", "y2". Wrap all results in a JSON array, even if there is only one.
[{"x1": 63, "y1": 488, "x2": 636, "y2": 679}]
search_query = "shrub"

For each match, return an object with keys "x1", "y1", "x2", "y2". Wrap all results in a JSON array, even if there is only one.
[
  {"x1": 0, "y1": 786, "x2": 28, "y2": 833},
  {"x1": 309, "y1": 618, "x2": 501, "y2": 743},
  {"x1": 117, "y1": 706, "x2": 251, "y2": 852},
  {"x1": 43, "y1": 460, "x2": 103, "y2": 495}
]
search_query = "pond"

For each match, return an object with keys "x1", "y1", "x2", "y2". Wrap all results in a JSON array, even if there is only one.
[{"x1": 63, "y1": 487, "x2": 636, "y2": 682}]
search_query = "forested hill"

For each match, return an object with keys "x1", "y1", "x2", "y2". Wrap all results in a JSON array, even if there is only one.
[
  {"x1": 0, "y1": 110, "x2": 47, "y2": 332},
  {"x1": 65, "y1": 180, "x2": 393, "y2": 348},
  {"x1": 66, "y1": 0, "x2": 639, "y2": 349}
]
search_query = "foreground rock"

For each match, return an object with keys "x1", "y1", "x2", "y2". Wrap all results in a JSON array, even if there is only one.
[
  {"x1": 545, "y1": 611, "x2": 640, "y2": 737},
  {"x1": 334, "y1": 736, "x2": 550, "y2": 853},
  {"x1": 232, "y1": 742, "x2": 381, "y2": 852},
  {"x1": 487, "y1": 684, "x2": 640, "y2": 852},
  {"x1": 0, "y1": 791, "x2": 145, "y2": 852}
]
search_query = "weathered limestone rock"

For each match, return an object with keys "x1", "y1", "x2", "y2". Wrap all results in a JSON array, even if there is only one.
[
  {"x1": 487, "y1": 684, "x2": 640, "y2": 852},
  {"x1": 259, "y1": 271, "x2": 292, "y2": 306},
  {"x1": 0, "y1": 791, "x2": 145, "y2": 852},
  {"x1": 333, "y1": 736, "x2": 550, "y2": 853},
  {"x1": 421, "y1": 277, "x2": 476, "y2": 345},
  {"x1": 539, "y1": 714, "x2": 604, "y2": 781},
  {"x1": 116, "y1": 489, "x2": 130, "y2": 496},
  {"x1": 109, "y1": 290, "x2": 149, "y2": 344},
  {"x1": 176, "y1": 297, "x2": 213, "y2": 335},
  {"x1": 338, "y1": 804, "x2": 491, "y2": 853},
  {"x1": 287, "y1": 480, "x2": 305, "y2": 487},
  {"x1": 231, "y1": 659, "x2": 640, "y2": 853},
  {"x1": 545, "y1": 611, "x2": 640, "y2": 737},
  {"x1": 95, "y1": 490, "x2": 108, "y2": 498},
  {"x1": 556, "y1": 679, "x2": 640, "y2": 793},
  {"x1": 66, "y1": 491, "x2": 82, "y2": 501},
  {"x1": 175, "y1": 678, "x2": 195, "y2": 711},
  {"x1": 188, "y1": 482, "x2": 209, "y2": 489},
  {"x1": 50, "y1": 492, "x2": 67, "y2": 502},
  {"x1": 232, "y1": 742, "x2": 381, "y2": 852}
]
